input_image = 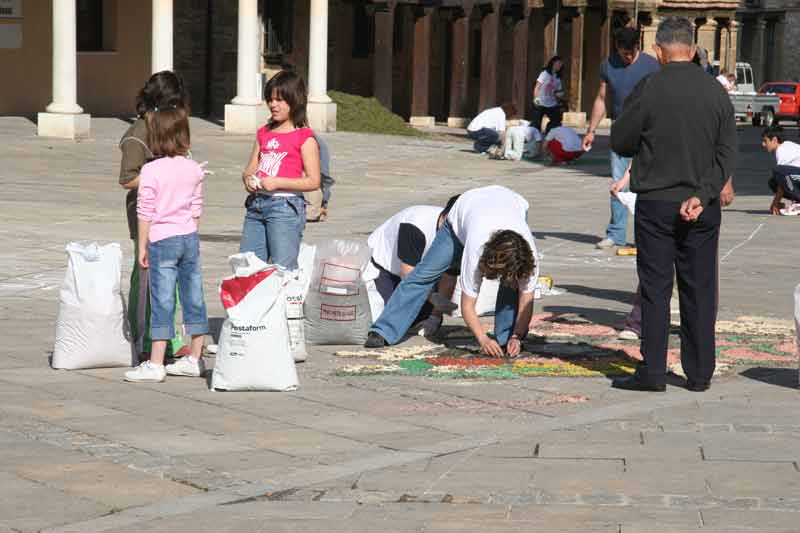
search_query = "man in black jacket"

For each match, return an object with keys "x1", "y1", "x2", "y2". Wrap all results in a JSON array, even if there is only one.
[{"x1": 610, "y1": 16, "x2": 737, "y2": 393}]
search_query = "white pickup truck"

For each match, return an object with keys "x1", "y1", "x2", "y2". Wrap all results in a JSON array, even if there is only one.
[{"x1": 712, "y1": 61, "x2": 780, "y2": 126}]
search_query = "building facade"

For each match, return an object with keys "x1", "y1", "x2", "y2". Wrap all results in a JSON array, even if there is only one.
[{"x1": 0, "y1": 0, "x2": 798, "y2": 138}]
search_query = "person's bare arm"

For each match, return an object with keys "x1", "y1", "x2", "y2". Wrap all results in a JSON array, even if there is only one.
[
  {"x1": 610, "y1": 163, "x2": 632, "y2": 195},
  {"x1": 582, "y1": 81, "x2": 608, "y2": 151},
  {"x1": 507, "y1": 291, "x2": 535, "y2": 357},
  {"x1": 533, "y1": 81, "x2": 542, "y2": 102},
  {"x1": 720, "y1": 177, "x2": 735, "y2": 207},
  {"x1": 461, "y1": 293, "x2": 503, "y2": 357},
  {"x1": 261, "y1": 137, "x2": 322, "y2": 193},
  {"x1": 770, "y1": 184, "x2": 785, "y2": 214},
  {"x1": 137, "y1": 219, "x2": 151, "y2": 269},
  {"x1": 122, "y1": 176, "x2": 140, "y2": 190},
  {"x1": 242, "y1": 141, "x2": 260, "y2": 193}
]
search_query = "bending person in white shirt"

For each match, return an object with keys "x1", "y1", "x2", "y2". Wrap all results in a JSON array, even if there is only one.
[
  {"x1": 366, "y1": 186, "x2": 539, "y2": 357},
  {"x1": 763, "y1": 125, "x2": 800, "y2": 215},
  {"x1": 365, "y1": 202, "x2": 459, "y2": 336},
  {"x1": 466, "y1": 103, "x2": 518, "y2": 154}
]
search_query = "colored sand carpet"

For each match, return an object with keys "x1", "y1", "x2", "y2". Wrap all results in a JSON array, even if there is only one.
[{"x1": 334, "y1": 313, "x2": 797, "y2": 380}]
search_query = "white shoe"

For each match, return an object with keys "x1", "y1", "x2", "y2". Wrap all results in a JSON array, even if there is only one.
[
  {"x1": 166, "y1": 356, "x2": 205, "y2": 377},
  {"x1": 596, "y1": 238, "x2": 616, "y2": 250},
  {"x1": 617, "y1": 329, "x2": 640, "y2": 341},
  {"x1": 124, "y1": 361, "x2": 166, "y2": 383},
  {"x1": 779, "y1": 202, "x2": 800, "y2": 216}
]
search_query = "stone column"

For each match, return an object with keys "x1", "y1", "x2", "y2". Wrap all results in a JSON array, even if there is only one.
[
  {"x1": 38, "y1": 0, "x2": 90, "y2": 139},
  {"x1": 151, "y1": 0, "x2": 173, "y2": 73},
  {"x1": 750, "y1": 17, "x2": 766, "y2": 88},
  {"x1": 307, "y1": 0, "x2": 337, "y2": 131},
  {"x1": 543, "y1": 12, "x2": 556, "y2": 62},
  {"x1": 641, "y1": 14, "x2": 661, "y2": 56},
  {"x1": 448, "y1": 3, "x2": 473, "y2": 127},
  {"x1": 225, "y1": 0, "x2": 267, "y2": 133},
  {"x1": 567, "y1": 8, "x2": 585, "y2": 116},
  {"x1": 479, "y1": 2, "x2": 501, "y2": 110},
  {"x1": 373, "y1": 1, "x2": 396, "y2": 110},
  {"x1": 696, "y1": 18, "x2": 718, "y2": 62},
  {"x1": 410, "y1": 7, "x2": 435, "y2": 126},
  {"x1": 726, "y1": 20, "x2": 740, "y2": 74},
  {"x1": 770, "y1": 19, "x2": 786, "y2": 83},
  {"x1": 511, "y1": 7, "x2": 532, "y2": 121}
]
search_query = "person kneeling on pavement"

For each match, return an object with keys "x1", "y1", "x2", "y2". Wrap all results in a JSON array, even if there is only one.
[
  {"x1": 365, "y1": 185, "x2": 539, "y2": 358},
  {"x1": 762, "y1": 126, "x2": 800, "y2": 216},
  {"x1": 466, "y1": 103, "x2": 518, "y2": 154},
  {"x1": 365, "y1": 202, "x2": 459, "y2": 337}
]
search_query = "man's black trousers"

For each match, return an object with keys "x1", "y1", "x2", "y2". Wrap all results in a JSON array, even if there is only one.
[{"x1": 634, "y1": 199, "x2": 721, "y2": 386}]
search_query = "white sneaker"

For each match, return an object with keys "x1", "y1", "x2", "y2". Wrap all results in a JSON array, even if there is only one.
[
  {"x1": 617, "y1": 329, "x2": 640, "y2": 341},
  {"x1": 124, "y1": 361, "x2": 166, "y2": 383},
  {"x1": 779, "y1": 202, "x2": 800, "y2": 216},
  {"x1": 596, "y1": 238, "x2": 617, "y2": 250},
  {"x1": 166, "y1": 356, "x2": 205, "y2": 377}
]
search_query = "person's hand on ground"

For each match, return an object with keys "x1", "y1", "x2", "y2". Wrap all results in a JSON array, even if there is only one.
[
  {"x1": 720, "y1": 179, "x2": 735, "y2": 207},
  {"x1": 506, "y1": 337, "x2": 522, "y2": 357},
  {"x1": 680, "y1": 196, "x2": 704, "y2": 222},
  {"x1": 138, "y1": 247, "x2": 149, "y2": 270},
  {"x1": 478, "y1": 335, "x2": 504, "y2": 357},
  {"x1": 582, "y1": 132, "x2": 595, "y2": 151},
  {"x1": 770, "y1": 199, "x2": 784, "y2": 215},
  {"x1": 242, "y1": 173, "x2": 257, "y2": 193}
]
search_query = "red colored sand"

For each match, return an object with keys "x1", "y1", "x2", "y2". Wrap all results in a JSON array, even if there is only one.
[{"x1": 720, "y1": 347, "x2": 794, "y2": 362}]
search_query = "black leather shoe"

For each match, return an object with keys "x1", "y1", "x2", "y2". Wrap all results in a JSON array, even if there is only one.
[
  {"x1": 686, "y1": 380, "x2": 710, "y2": 392},
  {"x1": 612, "y1": 375, "x2": 666, "y2": 392},
  {"x1": 364, "y1": 332, "x2": 387, "y2": 348}
]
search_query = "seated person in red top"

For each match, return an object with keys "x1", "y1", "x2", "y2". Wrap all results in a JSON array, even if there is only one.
[{"x1": 544, "y1": 126, "x2": 586, "y2": 165}]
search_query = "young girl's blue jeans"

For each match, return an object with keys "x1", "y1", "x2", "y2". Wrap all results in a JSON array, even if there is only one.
[
  {"x1": 240, "y1": 194, "x2": 306, "y2": 270},
  {"x1": 370, "y1": 222, "x2": 524, "y2": 346},
  {"x1": 148, "y1": 232, "x2": 208, "y2": 341}
]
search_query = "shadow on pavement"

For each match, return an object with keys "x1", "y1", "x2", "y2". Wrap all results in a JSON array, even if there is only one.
[
  {"x1": 535, "y1": 231, "x2": 601, "y2": 245},
  {"x1": 558, "y1": 284, "x2": 637, "y2": 306},
  {"x1": 740, "y1": 367, "x2": 799, "y2": 389}
]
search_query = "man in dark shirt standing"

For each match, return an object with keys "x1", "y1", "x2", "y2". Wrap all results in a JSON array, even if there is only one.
[{"x1": 610, "y1": 16, "x2": 737, "y2": 393}]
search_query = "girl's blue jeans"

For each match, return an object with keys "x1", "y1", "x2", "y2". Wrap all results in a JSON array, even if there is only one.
[
  {"x1": 370, "y1": 222, "x2": 522, "y2": 346},
  {"x1": 148, "y1": 232, "x2": 208, "y2": 341},
  {"x1": 239, "y1": 194, "x2": 306, "y2": 270}
]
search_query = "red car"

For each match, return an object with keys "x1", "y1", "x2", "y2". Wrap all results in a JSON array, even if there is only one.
[{"x1": 758, "y1": 82, "x2": 800, "y2": 125}]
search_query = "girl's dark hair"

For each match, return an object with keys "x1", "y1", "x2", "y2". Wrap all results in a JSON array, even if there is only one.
[
  {"x1": 545, "y1": 55, "x2": 563, "y2": 76},
  {"x1": 500, "y1": 102, "x2": 518, "y2": 118},
  {"x1": 146, "y1": 106, "x2": 191, "y2": 158},
  {"x1": 136, "y1": 71, "x2": 189, "y2": 117},
  {"x1": 478, "y1": 230, "x2": 536, "y2": 288},
  {"x1": 264, "y1": 70, "x2": 308, "y2": 128}
]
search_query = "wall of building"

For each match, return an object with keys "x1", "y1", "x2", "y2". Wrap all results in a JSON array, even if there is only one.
[
  {"x1": 779, "y1": 10, "x2": 800, "y2": 81},
  {"x1": 0, "y1": 1, "x2": 149, "y2": 117}
]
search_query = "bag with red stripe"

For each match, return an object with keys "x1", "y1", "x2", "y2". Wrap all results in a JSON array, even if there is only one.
[
  {"x1": 304, "y1": 240, "x2": 372, "y2": 345},
  {"x1": 211, "y1": 253, "x2": 298, "y2": 391}
]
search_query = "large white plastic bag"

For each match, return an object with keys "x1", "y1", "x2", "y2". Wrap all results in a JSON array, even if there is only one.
[
  {"x1": 304, "y1": 240, "x2": 372, "y2": 345},
  {"x1": 450, "y1": 277, "x2": 500, "y2": 317},
  {"x1": 285, "y1": 244, "x2": 316, "y2": 362},
  {"x1": 52, "y1": 242, "x2": 133, "y2": 369},
  {"x1": 211, "y1": 253, "x2": 298, "y2": 391}
]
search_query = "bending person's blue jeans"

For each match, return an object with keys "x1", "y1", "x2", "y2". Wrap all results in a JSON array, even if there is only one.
[
  {"x1": 606, "y1": 151, "x2": 632, "y2": 245},
  {"x1": 370, "y1": 222, "x2": 523, "y2": 346},
  {"x1": 467, "y1": 128, "x2": 501, "y2": 153}
]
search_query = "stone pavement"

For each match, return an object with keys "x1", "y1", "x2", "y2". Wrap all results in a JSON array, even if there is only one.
[{"x1": 0, "y1": 117, "x2": 799, "y2": 532}]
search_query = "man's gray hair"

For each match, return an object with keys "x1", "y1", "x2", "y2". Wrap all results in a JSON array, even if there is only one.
[{"x1": 655, "y1": 16, "x2": 695, "y2": 47}]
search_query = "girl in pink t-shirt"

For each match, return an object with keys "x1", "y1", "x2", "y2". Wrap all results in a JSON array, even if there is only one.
[
  {"x1": 125, "y1": 106, "x2": 209, "y2": 384},
  {"x1": 240, "y1": 71, "x2": 321, "y2": 270}
]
